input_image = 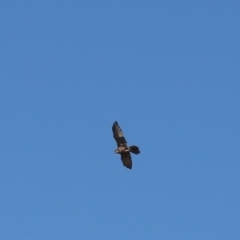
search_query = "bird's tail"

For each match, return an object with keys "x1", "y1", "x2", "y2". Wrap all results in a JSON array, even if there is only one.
[{"x1": 129, "y1": 145, "x2": 140, "y2": 154}]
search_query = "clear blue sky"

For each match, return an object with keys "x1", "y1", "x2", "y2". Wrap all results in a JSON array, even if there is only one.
[{"x1": 1, "y1": 1, "x2": 240, "y2": 239}]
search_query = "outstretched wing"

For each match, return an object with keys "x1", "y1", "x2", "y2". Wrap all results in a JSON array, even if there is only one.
[
  {"x1": 112, "y1": 121, "x2": 128, "y2": 146},
  {"x1": 121, "y1": 152, "x2": 132, "y2": 169}
]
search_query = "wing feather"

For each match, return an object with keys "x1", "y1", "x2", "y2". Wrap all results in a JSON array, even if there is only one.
[
  {"x1": 112, "y1": 121, "x2": 127, "y2": 146},
  {"x1": 120, "y1": 152, "x2": 132, "y2": 169}
]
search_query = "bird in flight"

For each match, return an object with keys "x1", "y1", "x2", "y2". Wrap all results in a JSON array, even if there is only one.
[{"x1": 112, "y1": 121, "x2": 140, "y2": 169}]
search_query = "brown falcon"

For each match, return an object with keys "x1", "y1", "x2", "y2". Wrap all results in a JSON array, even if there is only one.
[{"x1": 112, "y1": 121, "x2": 140, "y2": 169}]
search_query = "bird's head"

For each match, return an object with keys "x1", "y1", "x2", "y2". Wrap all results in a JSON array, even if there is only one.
[{"x1": 114, "y1": 149, "x2": 119, "y2": 154}]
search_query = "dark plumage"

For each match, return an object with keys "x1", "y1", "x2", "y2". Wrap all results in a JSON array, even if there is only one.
[{"x1": 112, "y1": 121, "x2": 140, "y2": 169}]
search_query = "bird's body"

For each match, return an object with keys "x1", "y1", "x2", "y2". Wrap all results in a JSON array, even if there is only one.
[
  {"x1": 112, "y1": 121, "x2": 140, "y2": 169},
  {"x1": 115, "y1": 146, "x2": 130, "y2": 153}
]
